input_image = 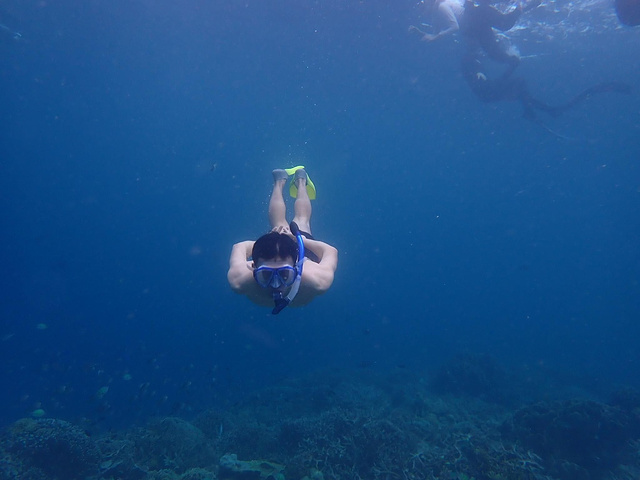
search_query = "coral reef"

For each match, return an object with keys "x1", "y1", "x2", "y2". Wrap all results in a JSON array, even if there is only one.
[
  {"x1": 218, "y1": 453, "x2": 284, "y2": 480},
  {"x1": 505, "y1": 399, "x2": 640, "y2": 480},
  {"x1": 180, "y1": 467, "x2": 217, "y2": 480},
  {"x1": 95, "y1": 430, "x2": 147, "y2": 480},
  {"x1": 431, "y1": 353, "x2": 509, "y2": 402},
  {"x1": 0, "y1": 418, "x2": 101, "y2": 480},
  {"x1": 196, "y1": 369, "x2": 557, "y2": 480},
  {"x1": 610, "y1": 387, "x2": 640, "y2": 413},
  {"x1": 1, "y1": 357, "x2": 639, "y2": 480},
  {"x1": 93, "y1": 416, "x2": 215, "y2": 478},
  {"x1": 130, "y1": 417, "x2": 214, "y2": 473}
]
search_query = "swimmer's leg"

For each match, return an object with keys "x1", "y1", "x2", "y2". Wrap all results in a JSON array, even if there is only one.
[
  {"x1": 557, "y1": 82, "x2": 633, "y2": 112},
  {"x1": 268, "y1": 170, "x2": 289, "y2": 230},
  {"x1": 479, "y1": 34, "x2": 521, "y2": 78},
  {"x1": 292, "y1": 169, "x2": 312, "y2": 235}
]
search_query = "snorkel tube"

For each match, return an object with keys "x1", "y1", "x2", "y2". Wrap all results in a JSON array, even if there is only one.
[{"x1": 272, "y1": 222, "x2": 305, "y2": 315}]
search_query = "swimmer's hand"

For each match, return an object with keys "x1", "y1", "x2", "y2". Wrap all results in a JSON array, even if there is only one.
[{"x1": 409, "y1": 25, "x2": 441, "y2": 42}]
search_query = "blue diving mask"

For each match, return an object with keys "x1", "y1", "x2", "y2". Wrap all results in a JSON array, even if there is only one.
[{"x1": 253, "y1": 265, "x2": 297, "y2": 289}]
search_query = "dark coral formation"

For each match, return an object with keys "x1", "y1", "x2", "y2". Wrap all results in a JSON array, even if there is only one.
[
  {"x1": 0, "y1": 418, "x2": 101, "y2": 480},
  {"x1": 95, "y1": 417, "x2": 215, "y2": 480},
  {"x1": 610, "y1": 387, "x2": 640, "y2": 413},
  {"x1": 130, "y1": 417, "x2": 214, "y2": 473},
  {"x1": 505, "y1": 399, "x2": 640, "y2": 480}
]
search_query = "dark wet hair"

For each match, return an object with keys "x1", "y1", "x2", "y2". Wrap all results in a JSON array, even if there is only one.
[
  {"x1": 252, "y1": 232, "x2": 298, "y2": 264},
  {"x1": 616, "y1": 0, "x2": 640, "y2": 26}
]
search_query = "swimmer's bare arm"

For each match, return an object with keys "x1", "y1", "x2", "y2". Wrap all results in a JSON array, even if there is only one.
[
  {"x1": 302, "y1": 238, "x2": 338, "y2": 293},
  {"x1": 412, "y1": 3, "x2": 460, "y2": 42},
  {"x1": 227, "y1": 240, "x2": 255, "y2": 293},
  {"x1": 422, "y1": 25, "x2": 457, "y2": 42}
]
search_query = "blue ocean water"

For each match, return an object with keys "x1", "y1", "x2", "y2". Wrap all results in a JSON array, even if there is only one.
[{"x1": 0, "y1": 0, "x2": 639, "y2": 431}]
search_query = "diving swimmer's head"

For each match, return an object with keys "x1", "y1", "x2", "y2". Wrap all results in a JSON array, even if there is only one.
[
  {"x1": 252, "y1": 231, "x2": 298, "y2": 265},
  {"x1": 252, "y1": 232, "x2": 299, "y2": 290}
]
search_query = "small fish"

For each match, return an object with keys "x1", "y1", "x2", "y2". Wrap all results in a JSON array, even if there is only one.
[{"x1": 95, "y1": 386, "x2": 109, "y2": 399}]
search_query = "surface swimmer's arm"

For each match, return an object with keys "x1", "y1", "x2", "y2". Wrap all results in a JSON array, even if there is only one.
[
  {"x1": 227, "y1": 240, "x2": 255, "y2": 292},
  {"x1": 301, "y1": 238, "x2": 338, "y2": 292},
  {"x1": 423, "y1": 3, "x2": 460, "y2": 41}
]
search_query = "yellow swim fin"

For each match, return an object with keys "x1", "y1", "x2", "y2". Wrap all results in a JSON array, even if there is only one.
[{"x1": 284, "y1": 165, "x2": 316, "y2": 200}]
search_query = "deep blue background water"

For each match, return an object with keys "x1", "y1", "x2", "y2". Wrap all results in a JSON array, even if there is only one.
[{"x1": 1, "y1": 0, "x2": 639, "y2": 429}]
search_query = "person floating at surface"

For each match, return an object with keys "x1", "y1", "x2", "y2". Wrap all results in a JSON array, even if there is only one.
[
  {"x1": 615, "y1": 0, "x2": 640, "y2": 26},
  {"x1": 460, "y1": 0, "x2": 540, "y2": 77},
  {"x1": 410, "y1": 0, "x2": 540, "y2": 77},
  {"x1": 461, "y1": 52, "x2": 633, "y2": 135},
  {"x1": 409, "y1": 0, "x2": 465, "y2": 43},
  {"x1": 227, "y1": 167, "x2": 338, "y2": 315}
]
